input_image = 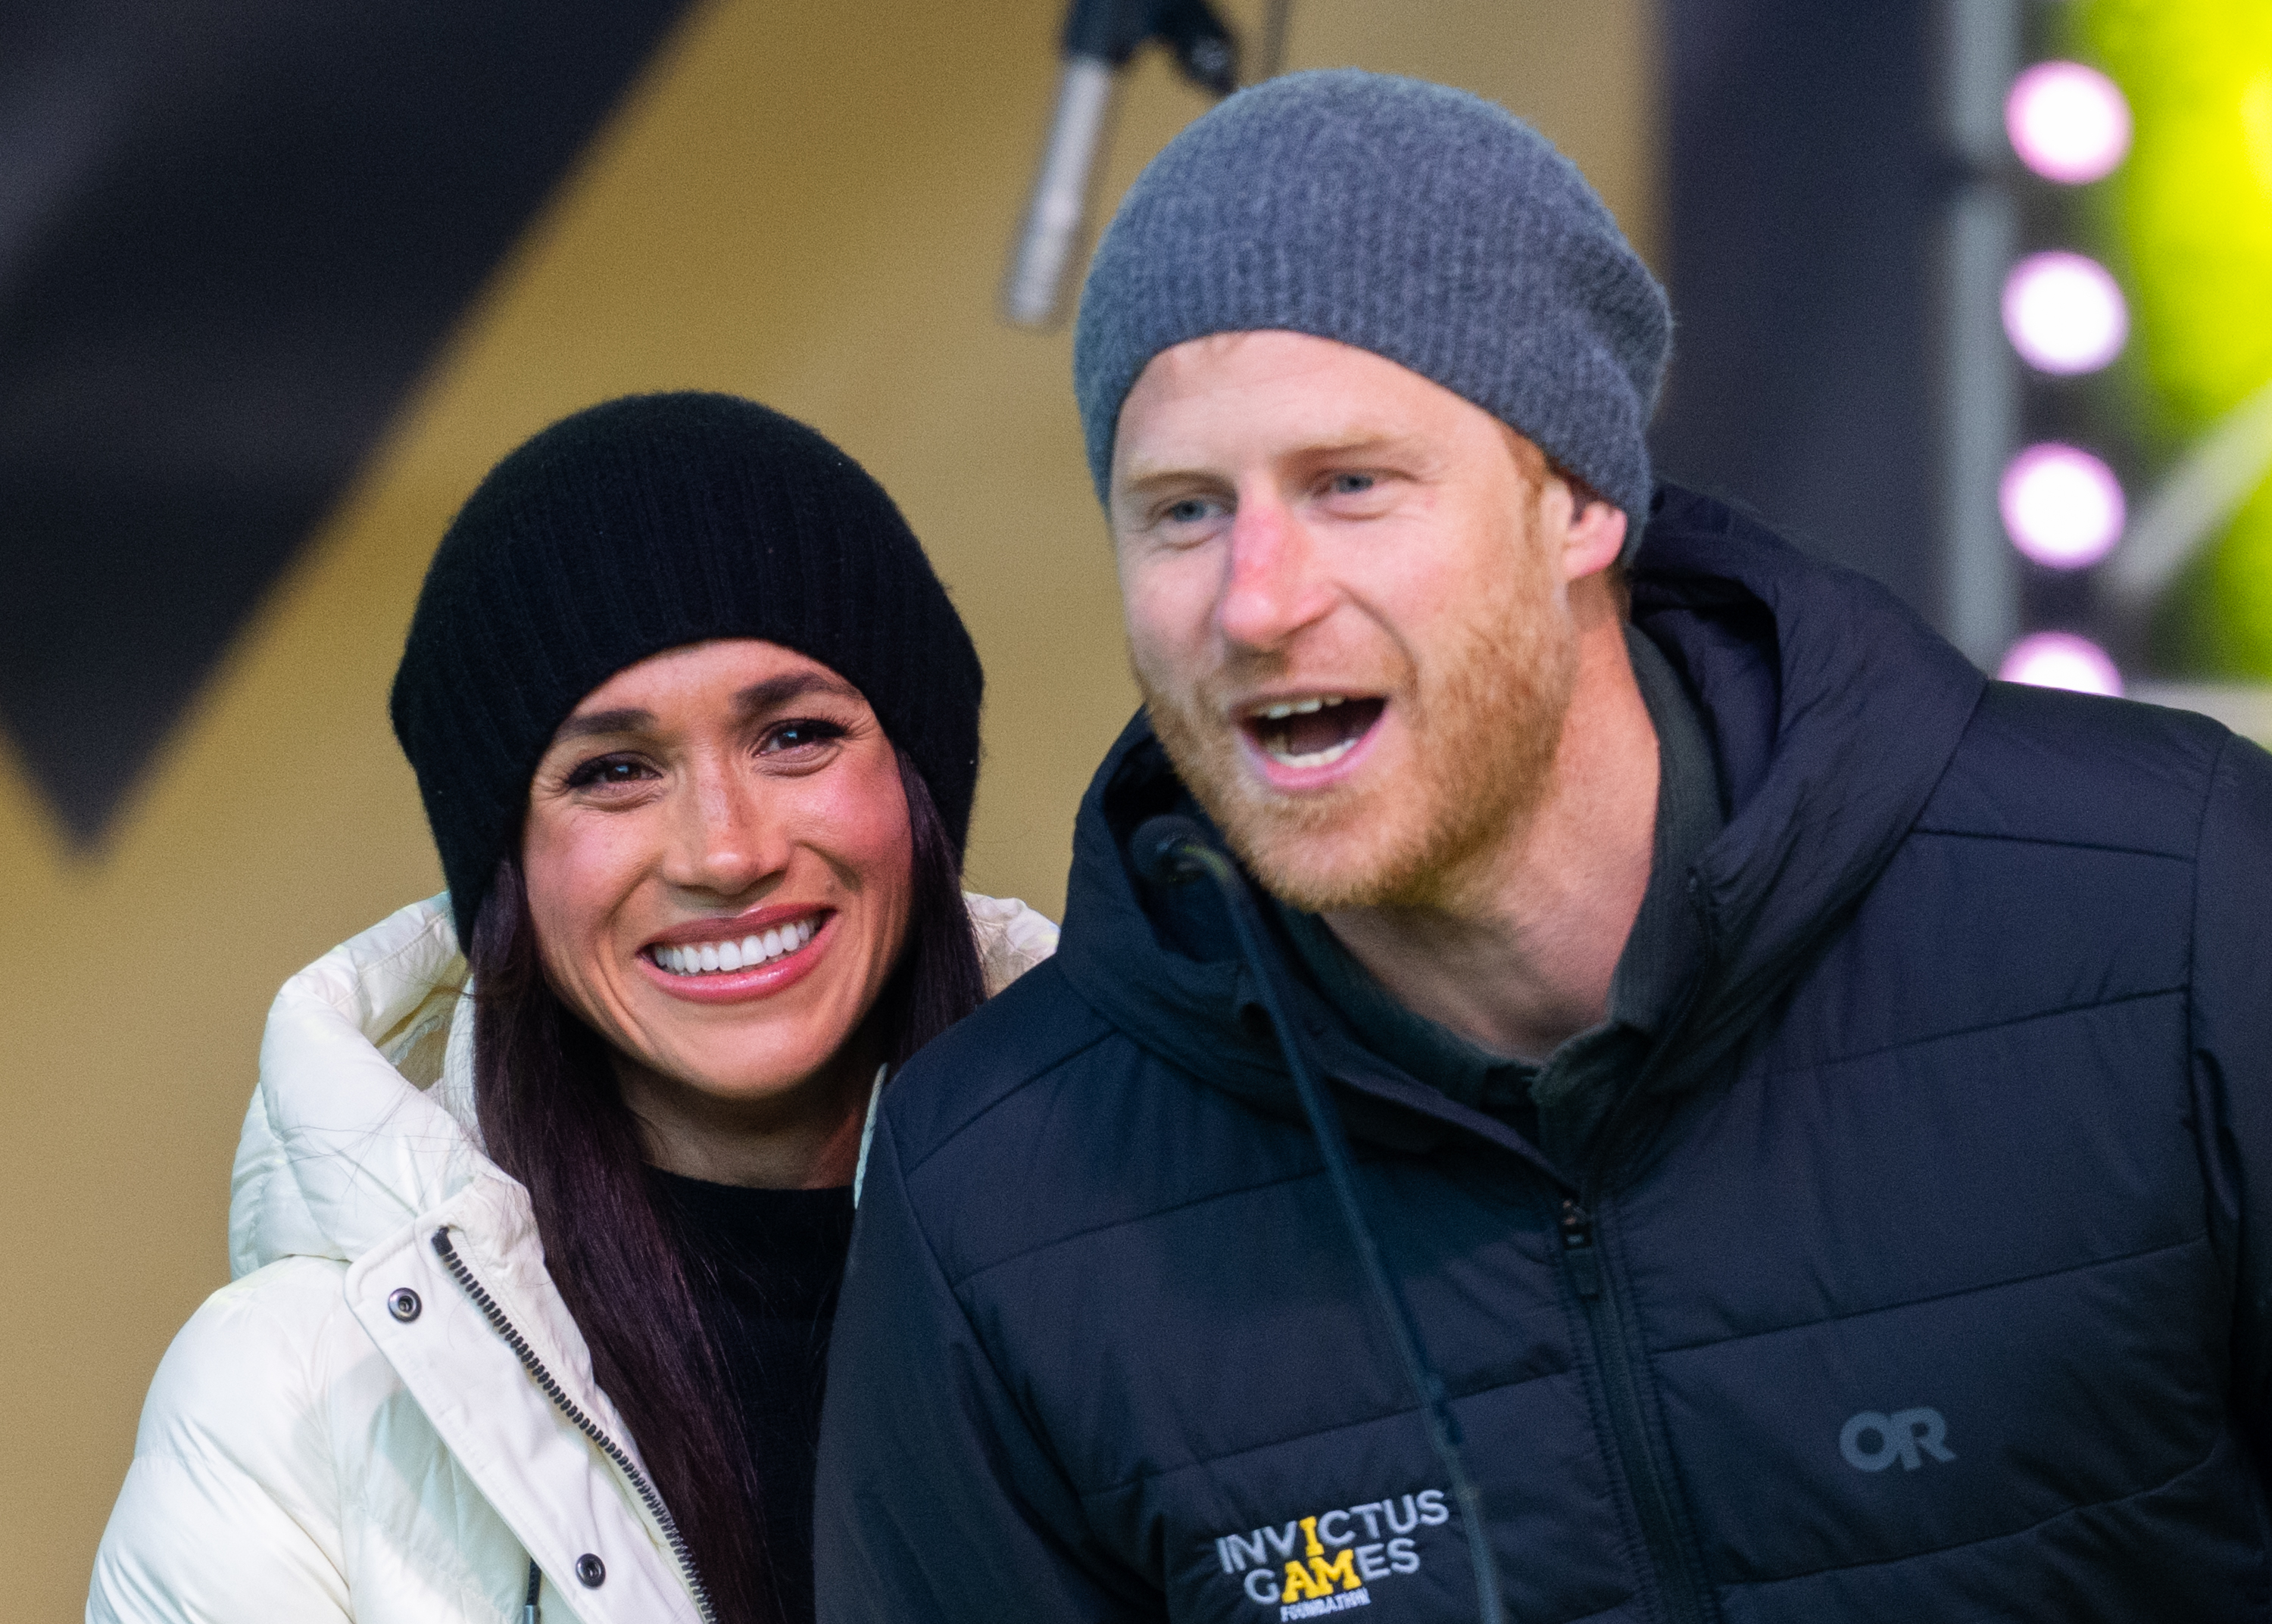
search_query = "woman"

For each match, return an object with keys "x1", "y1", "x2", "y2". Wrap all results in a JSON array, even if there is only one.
[{"x1": 87, "y1": 394, "x2": 1056, "y2": 1624}]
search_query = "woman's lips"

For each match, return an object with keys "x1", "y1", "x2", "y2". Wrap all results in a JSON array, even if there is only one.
[
  {"x1": 636, "y1": 909, "x2": 834, "y2": 1003},
  {"x1": 651, "y1": 915, "x2": 819, "y2": 975}
]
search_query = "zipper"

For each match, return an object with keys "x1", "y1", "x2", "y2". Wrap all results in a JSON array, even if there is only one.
[
  {"x1": 428, "y1": 1227, "x2": 719, "y2": 1624},
  {"x1": 1559, "y1": 1199, "x2": 1712, "y2": 1624}
]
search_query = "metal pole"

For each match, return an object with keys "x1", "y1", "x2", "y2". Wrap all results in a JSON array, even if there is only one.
[
  {"x1": 1940, "y1": 0, "x2": 2020, "y2": 669},
  {"x1": 1257, "y1": 0, "x2": 1293, "y2": 80},
  {"x1": 1000, "y1": 55, "x2": 1120, "y2": 329}
]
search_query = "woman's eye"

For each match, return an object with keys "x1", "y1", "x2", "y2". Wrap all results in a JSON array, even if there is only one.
[
  {"x1": 761, "y1": 718, "x2": 847, "y2": 755},
  {"x1": 563, "y1": 755, "x2": 654, "y2": 790}
]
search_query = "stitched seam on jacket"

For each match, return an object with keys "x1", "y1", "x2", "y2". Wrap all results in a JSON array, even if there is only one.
[
  {"x1": 948, "y1": 1161, "x2": 1365, "y2": 1289},
  {"x1": 1717, "y1": 1432, "x2": 2233, "y2": 1589},
  {"x1": 342, "y1": 906, "x2": 464, "y2": 996},
  {"x1": 2182, "y1": 738, "x2": 2229, "y2": 1061},
  {"x1": 1758, "y1": 983, "x2": 2183, "y2": 1082},
  {"x1": 894, "y1": 1021, "x2": 1120, "y2": 1182},
  {"x1": 1072, "y1": 1361, "x2": 1580, "y2": 1500},
  {"x1": 1537, "y1": 1601, "x2": 1643, "y2": 1624},
  {"x1": 2182, "y1": 731, "x2": 2221, "y2": 1315},
  {"x1": 1647, "y1": 1230, "x2": 2209, "y2": 1357},
  {"x1": 1902, "y1": 826, "x2": 2193, "y2": 861}
]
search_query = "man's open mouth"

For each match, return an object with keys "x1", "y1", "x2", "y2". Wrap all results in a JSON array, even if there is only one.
[{"x1": 1241, "y1": 695, "x2": 1386, "y2": 770}]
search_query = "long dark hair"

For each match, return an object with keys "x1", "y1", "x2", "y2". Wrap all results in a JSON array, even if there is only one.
[{"x1": 467, "y1": 749, "x2": 984, "y2": 1623}]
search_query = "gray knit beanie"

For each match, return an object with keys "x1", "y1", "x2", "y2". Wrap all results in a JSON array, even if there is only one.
[{"x1": 1073, "y1": 69, "x2": 1671, "y2": 535}]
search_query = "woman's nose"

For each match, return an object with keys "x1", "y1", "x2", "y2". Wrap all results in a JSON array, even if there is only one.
[{"x1": 662, "y1": 764, "x2": 785, "y2": 897}]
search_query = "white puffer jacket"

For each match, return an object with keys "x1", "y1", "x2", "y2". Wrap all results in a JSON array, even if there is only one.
[{"x1": 88, "y1": 891, "x2": 1056, "y2": 1624}]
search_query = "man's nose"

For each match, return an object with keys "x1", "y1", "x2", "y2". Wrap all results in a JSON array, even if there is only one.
[{"x1": 1214, "y1": 496, "x2": 1334, "y2": 652}]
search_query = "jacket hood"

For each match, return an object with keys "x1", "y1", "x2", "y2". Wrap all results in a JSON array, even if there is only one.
[
  {"x1": 1053, "y1": 484, "x2": 1985, "y2": 1157},
  {"x1": 1624, "y1": 487, "x2": 1985, "y2": 1090},
  {"x1": 231, "y1": 895, "x2": 485, "y2": 1279},
  {"x1": 232, "y1": 890, "x2": 1060, "y2": 1279}
]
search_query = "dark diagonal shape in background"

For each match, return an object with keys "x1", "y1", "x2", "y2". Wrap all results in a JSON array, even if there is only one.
[{"x1": 0, "y1": 0, "x2": 694, "y2": 845}]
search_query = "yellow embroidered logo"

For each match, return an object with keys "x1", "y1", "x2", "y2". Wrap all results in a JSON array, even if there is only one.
[{"x1": 1212, "y1": 1491, "x2": 1451, "y2": 1618}]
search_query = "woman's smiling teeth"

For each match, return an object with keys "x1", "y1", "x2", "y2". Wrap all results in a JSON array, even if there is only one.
[
  {"x1": 651, "y1": 917, "x2": 818, "y2": 976},
  {"x1": 1246, "y1": 695, "x2": 1386, "y2": 768}
]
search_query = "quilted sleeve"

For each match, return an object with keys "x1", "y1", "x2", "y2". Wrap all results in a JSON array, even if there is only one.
[
  {"x1": 2189, "y1": 730, "x2": 2272, "y2": 1457},
  {"x1": 88, "y1": 1259, "x2": 352, "y2": 1624},
  {"x1": 813, "y1": 1108, "x2": 1147, "y2": 1623}
]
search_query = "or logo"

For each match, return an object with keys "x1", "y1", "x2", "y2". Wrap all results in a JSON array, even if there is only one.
[
  {"x1": 1840, "y1": 1407, "x2": 1955, "y2": 1472},
  {"x1": 1212, "y1": 1491, "x2": 1450, "y2": 1619}
]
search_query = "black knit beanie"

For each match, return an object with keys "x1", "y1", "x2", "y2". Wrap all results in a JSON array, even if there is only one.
[{"x1": 389, "y1": 392, "x2": 984, "y2": 949}]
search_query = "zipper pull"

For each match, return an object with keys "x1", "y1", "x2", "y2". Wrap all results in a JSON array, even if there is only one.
[{"x1": 1560, "y1": 1199, "x2": 1603, "y2": 1299}]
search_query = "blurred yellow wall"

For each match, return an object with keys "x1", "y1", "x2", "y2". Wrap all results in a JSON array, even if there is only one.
[{"x1": 0, "y1": 1, "x2": 1656, "y2": 1612}]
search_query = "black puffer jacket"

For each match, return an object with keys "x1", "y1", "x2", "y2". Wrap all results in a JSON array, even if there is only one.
[{"x1": 816, "y1": 487, "x2": 2272, "y2": 1623}]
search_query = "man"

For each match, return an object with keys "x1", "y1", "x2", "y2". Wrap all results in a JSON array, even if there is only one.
[{"x1": 816, "y1": 70, "x2": 2272, "y2": 1622}]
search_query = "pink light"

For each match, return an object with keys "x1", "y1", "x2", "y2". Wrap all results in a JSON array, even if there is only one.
[
  {"x1": 1999, "y1": 631, "x2": 2124, "y2": 697},
  {"x1": 2002, "y1": 251, "x2": 2127, "y2": 374},
  {"x1": 1999, "y1": 443, "x2": 2125, "y2": 568},
  {"x1": 2006, "y1": 61, "x2": 2130, "y2": 184}
]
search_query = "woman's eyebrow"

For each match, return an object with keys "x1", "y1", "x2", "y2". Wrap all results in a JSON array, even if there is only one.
[
  {"x1": 551, "y1": 706, "x2": 651, "y2": 743},
  {"x1": 735, "y1": 671, "x2": 863, "y2": 714},
  {"x1": 548, "y1": 672, "x2": 862, "y2": 746}
]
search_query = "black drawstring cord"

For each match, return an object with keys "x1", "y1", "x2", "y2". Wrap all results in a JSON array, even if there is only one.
[
  {"x1": 523, "y1": 1557, "x2": 541, "y2": 1622},
  {"x1": 1132, "y1": 815, "x2": 1510, "y2": 1624}
]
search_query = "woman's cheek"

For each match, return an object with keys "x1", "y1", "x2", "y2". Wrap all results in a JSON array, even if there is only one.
[
  {"x1": 804, "y1": 756, "x2": 916, "y2": 982},
  {"x1": 801, "y1": 751, "x2": 913, "y2": 887},
  {"x1": 524, "y1": 810, "x2": 658, "y2": 1010}
]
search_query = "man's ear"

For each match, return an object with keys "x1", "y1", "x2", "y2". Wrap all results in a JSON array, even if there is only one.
[{"x1": 1560, "y1": 496, "x2": 1627, "y2": 584}]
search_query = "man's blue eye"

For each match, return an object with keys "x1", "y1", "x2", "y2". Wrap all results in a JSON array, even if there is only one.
[
  {"x1": 1331, "y1": 472, "x2": 1376, "y2": 495},
  {"x1": 1167, "y1": 499, "x2": 1214, "y2": 524}
]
